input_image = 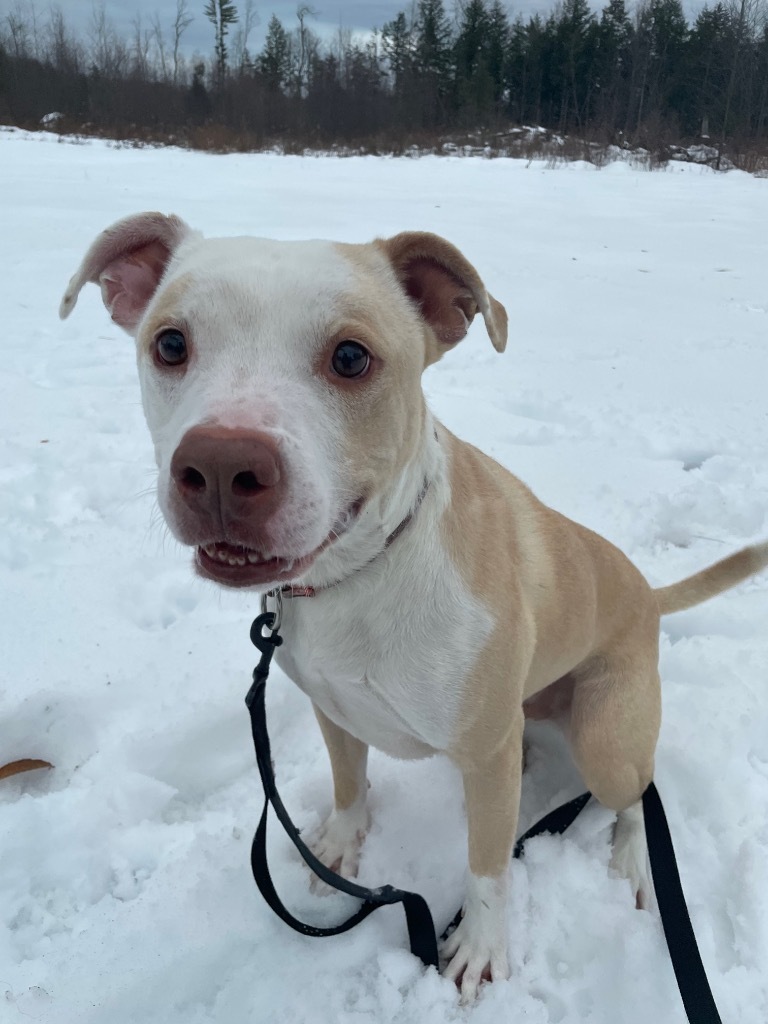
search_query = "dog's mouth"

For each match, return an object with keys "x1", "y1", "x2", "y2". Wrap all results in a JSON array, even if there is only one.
[
  {"x1": 196, "y1": 543, "x2": 319, "y2": 587},
  {"x1": 194, "y1": 499, "x2": 364, "y2": 589}
]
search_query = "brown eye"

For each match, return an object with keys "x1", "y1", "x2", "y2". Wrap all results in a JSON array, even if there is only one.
[
  {"x1": 331, "y1": 340, "x2": 370, "y2": 379},
  {"x1": 156, "y1": 329, "x2": 188, "y2": 366}
]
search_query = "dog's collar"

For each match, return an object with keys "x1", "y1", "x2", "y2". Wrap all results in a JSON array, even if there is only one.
[{"x1": 264, "y1": 477, "x2": 431, "y2": 602}]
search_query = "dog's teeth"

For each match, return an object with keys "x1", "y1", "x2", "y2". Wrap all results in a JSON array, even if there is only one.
[{"x1": 206, "y1": 543, "x2": 267, "y2": 567}]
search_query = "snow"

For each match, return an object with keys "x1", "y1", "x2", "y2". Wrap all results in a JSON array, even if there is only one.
[{"x1": 2, "y1": 125, "x2": 768, "y2": 1023}]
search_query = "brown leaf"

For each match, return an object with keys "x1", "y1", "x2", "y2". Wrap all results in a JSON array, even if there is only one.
[{"x1": 0, "y1": 759, "x2": 53, "y2": 781}]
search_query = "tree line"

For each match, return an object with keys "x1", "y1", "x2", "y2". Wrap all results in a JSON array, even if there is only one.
[{"x1": 2, "y1": 0, "x2": 768, "y2": 154}]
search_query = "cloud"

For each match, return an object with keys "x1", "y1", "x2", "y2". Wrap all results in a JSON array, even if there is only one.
[{"x1": 50, "y1": 0, "x2": 410, "y2": 58}]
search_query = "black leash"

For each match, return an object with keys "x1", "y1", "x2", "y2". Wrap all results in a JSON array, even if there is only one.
[
  {"x1": 246, "y1": 611, "x2": 439, "y2": 968},
  {"x1": 246, "y1": 611, "x2": 723, "y2": 1022},
  {"x1": 642, "y1": 782, "x2": 722, "y2": 1024}
]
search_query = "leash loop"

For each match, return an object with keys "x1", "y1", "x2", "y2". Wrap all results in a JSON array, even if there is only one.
[
  {"x1": 244, "y1": 613, "x2": 726, "y2": 1022},
  {"x1": 245, "y1": 612, "x2": 439, "y2": 968}
]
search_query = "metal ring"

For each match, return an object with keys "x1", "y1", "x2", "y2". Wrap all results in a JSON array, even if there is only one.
[{"x1": 260, "y1": 589, "x2": 283, "y2": 634}]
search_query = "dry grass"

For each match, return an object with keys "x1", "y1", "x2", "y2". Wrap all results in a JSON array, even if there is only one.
[{"x1": 16, "y1": 117, "x2": 768, "y2": 176}]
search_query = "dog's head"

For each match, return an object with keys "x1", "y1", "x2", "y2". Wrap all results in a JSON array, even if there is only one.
[{"x1": 60, "y1": 213, "x2": 507, "y2": 589}]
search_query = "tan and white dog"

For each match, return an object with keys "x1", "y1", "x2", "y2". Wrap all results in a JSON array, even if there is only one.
[{"x1": 61, "y1": 213, "x2": 768, "y2": 1001}]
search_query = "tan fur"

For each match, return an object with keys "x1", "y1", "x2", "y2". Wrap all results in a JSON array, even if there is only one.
[
  {"x1": 327, "y1": 242, "x2": 430, "y2": 509},
  {"x1": 141, "y1": 275, "x2": 193, "y2": 336},
  {"x1": 59, "y1": 211, "x2": 189, "y2": 327},
  {"x1": 313, "y1": 706, "x2": 368, "y2": 812},
  {"x1": 654, "y1": 540, "x2": 768, "y2": 614},
  {"x1": 60, "y1": 213, "x2": 768, "y2": 999},
  {"x1": 440, "y1": 425, "x2": 763, "y2": 874},
  {"x1": 376, "y1": 232, "x2": 508, "y2": 357}
]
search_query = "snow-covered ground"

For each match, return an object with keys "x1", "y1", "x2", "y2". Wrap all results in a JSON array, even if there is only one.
[{"x1": 2, "y1": 127, "x2": 768, "y2": 1024}]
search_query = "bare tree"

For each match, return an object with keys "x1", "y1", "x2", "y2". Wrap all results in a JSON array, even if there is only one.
[
  {"x1": 132, "y1": 14, "x2": 152, "y2": 79},
  {"x1": 46, "y1": 6, "x2": 82, "y2": 73},
  {"x1": 6, "y1": 0, "x2": 46, "y2": 58},
  {"x1": 232, "y1": 0, "x2": 258, "y2": 69},
  {"x1": 332, "y1": 22, "x2": 353, "y2": 85},
  {"x1": 172, "y1": 0, "x2": 194, "y2": 85},
  {"x1": 4, "y1": 2, "x2": 32, "y2": 59},
  {"x1": 293, "y1": 4, "x2": 319, "y2": 96},
  {"x1": 151, "y1": 12, "x2": 169, "y2": 81},
  {"x1": 89, "y1": 2, "x2": 127, "y2": 76}
]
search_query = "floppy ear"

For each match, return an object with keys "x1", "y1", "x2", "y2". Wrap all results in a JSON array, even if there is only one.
[
  {"x1": 377, "y1": 231, "x2": 507, "y2": 361},
  {"x1": 59, "y1": 212, "x2": 194, "y2": 334}
]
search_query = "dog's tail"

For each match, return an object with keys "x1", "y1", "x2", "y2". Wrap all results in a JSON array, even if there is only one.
[{"x1": 654, "y1": 540, "x2": 768, "y2": 615}]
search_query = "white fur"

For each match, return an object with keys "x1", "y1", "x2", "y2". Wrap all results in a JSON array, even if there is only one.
[
  {"x1": 611, "y1": 801, "x2": 656, "y2": 911},
  {"x1": 61, "y1": 218, "x2": 673, "y2": 1005},
  {"x1": 60, "y1": 223, "x2": 518, "y2": 999},
  {"x1": 275, "y1": 425, "x2": 492, "y2": 758},
  {"x1": 441, "y1": 873, "x2": 511, "y2": 1003},
  {"x1": 140, "y1": 237, "x2": 356, "y2": 560}
]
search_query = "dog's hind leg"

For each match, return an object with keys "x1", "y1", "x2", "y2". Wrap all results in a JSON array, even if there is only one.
[
  {"x1": 611, "y1": 799, "x2": 656, "y2": 910},
  {"x1": 567, "y1": 634, "x2": 661, "y2": 908}
]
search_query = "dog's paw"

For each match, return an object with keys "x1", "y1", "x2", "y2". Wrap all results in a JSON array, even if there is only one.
[
  {"x1": 305, "y1": 803, "x2": 370, "y2": 894},
  {"x1": 611, "y1": 801, "x2": 656, "y2": 912},
  {"x1": 440, "y1": 874, "x2": 510, "y2": 1003},
  {"x1": 441, "y1": 921, "x2": 510, "y2": 1004}
]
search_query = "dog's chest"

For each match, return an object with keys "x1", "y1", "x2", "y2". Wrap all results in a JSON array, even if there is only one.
[{"x1": 274, "y1": 569, "x2": 492, "y2": 759}]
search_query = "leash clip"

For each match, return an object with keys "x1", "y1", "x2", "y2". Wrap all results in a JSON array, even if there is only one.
[
  {"x1": 246, "y1": 602, "x2": 284, "y2": 712},
  {"x1": 259, "y1": 588, "x2": 284, "y2": 635}
]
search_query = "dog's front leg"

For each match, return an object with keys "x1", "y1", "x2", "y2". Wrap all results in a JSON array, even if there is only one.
[
  {"x1": 308, "y1": 705, "x2": 370, "y2": 882},
  {"x1": 443, "y1": 718, "x2": 523, "y2": 1002}
]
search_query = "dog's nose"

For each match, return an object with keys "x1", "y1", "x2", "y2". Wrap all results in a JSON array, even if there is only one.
[{"x1": 171, "y1": 426, "x2": 283, "y2": 520}]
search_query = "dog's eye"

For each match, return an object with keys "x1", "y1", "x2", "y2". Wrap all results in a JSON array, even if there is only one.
[
  {"x1": 155, "y1": 329, "x2": 188, "y2": 367},
  {"x1": 331, "y1": 341, "x2": 370, "y2": 379}
]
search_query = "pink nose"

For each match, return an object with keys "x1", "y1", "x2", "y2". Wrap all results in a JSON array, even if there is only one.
[{"x1": 170, "y1": 426, "x2": 283, "y2": 526}]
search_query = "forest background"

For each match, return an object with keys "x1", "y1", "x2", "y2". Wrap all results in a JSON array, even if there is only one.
[{"x1": 3, "y1": 0, "x2": 768, "y2": 168}]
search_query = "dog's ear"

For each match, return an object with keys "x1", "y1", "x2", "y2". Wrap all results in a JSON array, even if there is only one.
[
  {"x1": 377, "y1": 231, "x2": 507, "y2": 361},
  {"x1": 59, "y1": 212, "x2": 194, "y2": 334}
]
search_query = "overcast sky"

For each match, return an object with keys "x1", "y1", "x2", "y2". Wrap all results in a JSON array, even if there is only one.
[
  {"x1": 18, "y1": 1, "x2": 553, "y2": 57},
  {"x1": 8, "y1": 0, "x2": 707, "y2": 56},
  {"x1": 43, "y1": 1, "x2": 439, "y2": 54}
]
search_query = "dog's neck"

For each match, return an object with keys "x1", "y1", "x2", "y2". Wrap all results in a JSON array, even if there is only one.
[
  {"x1": 270, "y1": 477, "x2": 432, "y2": 599},
  {"x1": 283, "y1": 416, "x2": 444, "y2": 596}
]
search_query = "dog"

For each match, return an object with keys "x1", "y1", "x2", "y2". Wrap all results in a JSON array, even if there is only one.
[{"x1": 60, "y1": 213, "x2": 768, "y2": 1001}]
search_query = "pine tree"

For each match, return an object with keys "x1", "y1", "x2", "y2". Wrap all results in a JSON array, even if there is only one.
[
  {"x1": 555, "y1": 0, "x2": 599, "y2": 129},
  {"x1": 686, "y1": 4, "x2": 732, "y2": 135},
  {"x1": 382, "y1": 11, "x2": 413, "y2": 95},
  {"x1": 506, "y1": 13, "x2": 546, "y2": 124},
  {"x1": 454, "y1": 0, "x2": 493, "y2": 119},
  {"x1": 413, "y1": 0, "x2": 453, "y2": 125},
  {"x1": 187, "y1": 60, "x2": 211, "y2": 121},
  {"x1": 259, "y1": 14, "x2": 291, "y2": 92},
  {"x1": 204, "y1": 0, "x2": 238, "y2": 84},
  {"x1": 486, "y1": 0, "x2": 510, "y2": 104},
  {"x1": 413, "y1": 0, "x2": 452, "y2": 79},
  {"x1": 595, "y1": 0, "x2": 634, "y2": 133}
]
